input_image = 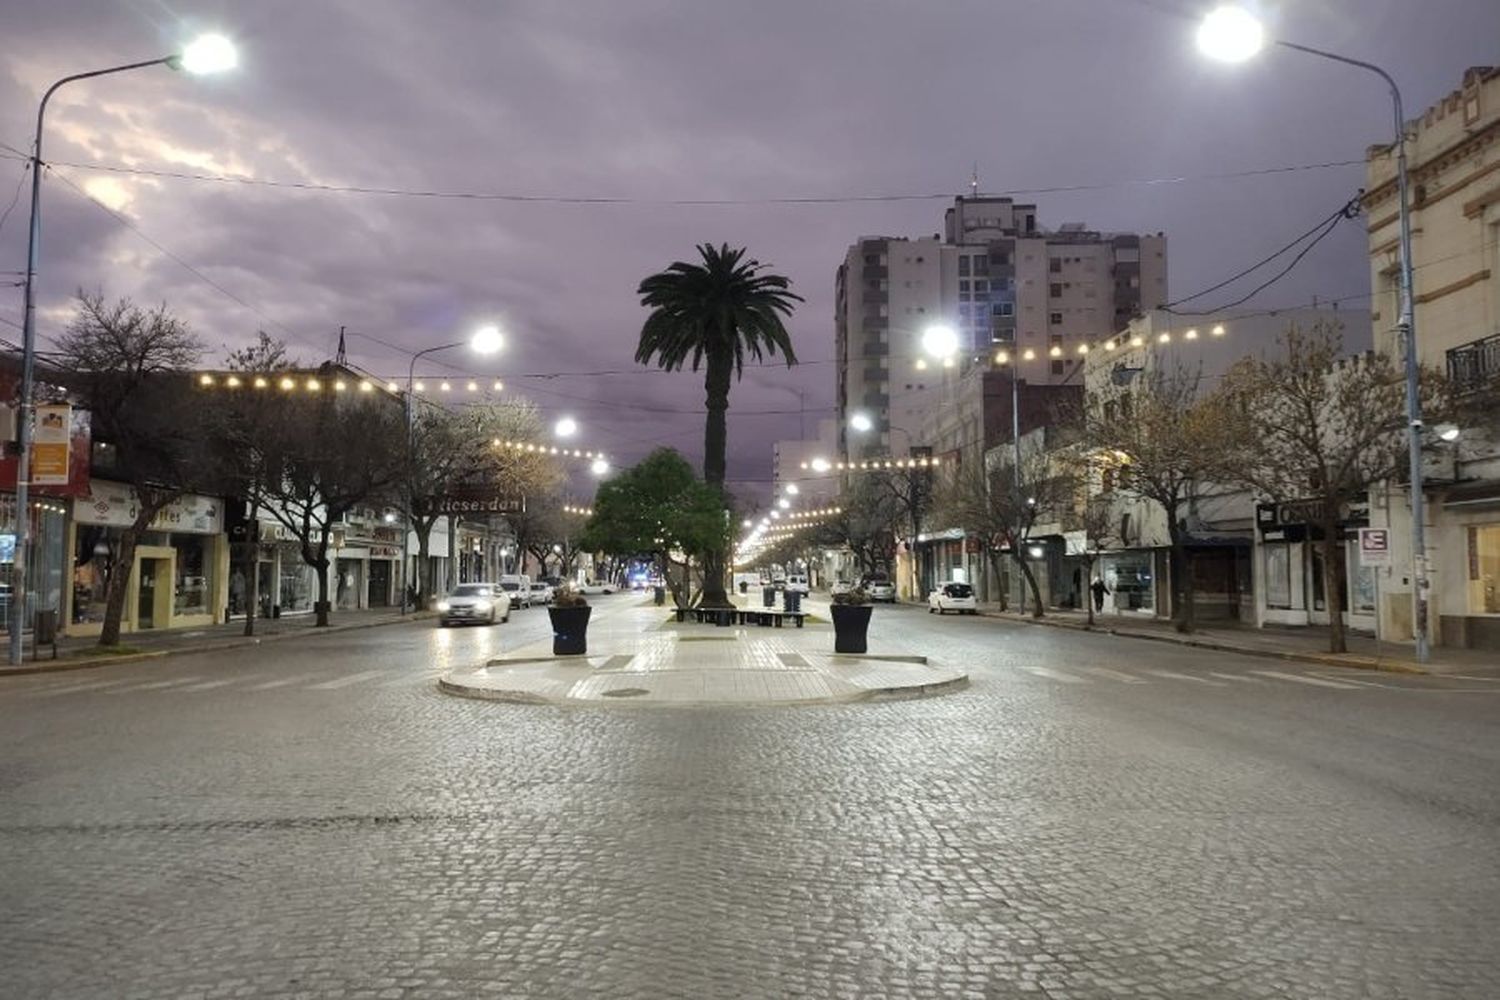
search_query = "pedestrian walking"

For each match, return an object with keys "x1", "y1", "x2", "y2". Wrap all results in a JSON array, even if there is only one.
[{"x1": 1090, "y1": 577, "x2": 1110, "y2": 613}]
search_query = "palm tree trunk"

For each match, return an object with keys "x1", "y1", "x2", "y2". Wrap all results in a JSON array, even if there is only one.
[{"x1": 698, "y1": 351, "x2": 734, "y2": 607}]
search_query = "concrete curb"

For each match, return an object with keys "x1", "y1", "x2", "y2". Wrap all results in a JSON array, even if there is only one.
[
  {"x1": 979, "y1": 610, "x2": 1427, "y2": 675},
  {"x1": 0, "y1": 612, "x2": 438, "y2": 678}
]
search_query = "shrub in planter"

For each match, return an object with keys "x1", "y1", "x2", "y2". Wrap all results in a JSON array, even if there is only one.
[
  {"x1": 548, "y1": 587, "x2": 592, "y2": 656},
  {"x1": 830, "y1": 586, "x2": 873, "y2": 654}
]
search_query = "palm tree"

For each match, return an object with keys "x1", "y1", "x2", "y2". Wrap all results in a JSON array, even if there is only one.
[{"x1": 636, "y1": 243, "x2": 802, "y2": 606}]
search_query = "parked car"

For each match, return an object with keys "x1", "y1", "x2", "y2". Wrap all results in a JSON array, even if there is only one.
[
  {"x1": 579, "y1": 580, "x2": 616, "y2": 595},
  {"x1": 830, "y1": 579, "x2": 854, "y2": 597},
  {"x1": 497, "y1": 574, "x2": 532, "y2": 609},
  {"x1": 928, "y1": 581, "x2": 977, "y2": 615},
  {"x1": 437, "y1": 583, "x2": 510, "y2": 626},
  {"x1": 785, "y1": 573, "x2": 809, "y2": 595},
  {"x1": 863, "y1": 575, "x2": 896, "y2": 602},
  {"x1": 529, "y1": 580, "x2": 555, "y2": 605}
]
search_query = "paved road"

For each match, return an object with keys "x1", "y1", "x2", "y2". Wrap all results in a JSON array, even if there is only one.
[{"x1": 1, "y1": 595, "x2": 1497, "y2": 999}]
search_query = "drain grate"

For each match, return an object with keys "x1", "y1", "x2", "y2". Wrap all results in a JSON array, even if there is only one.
[{"x1": 601, "y1": 687, "x2": 650, "y2": 698}]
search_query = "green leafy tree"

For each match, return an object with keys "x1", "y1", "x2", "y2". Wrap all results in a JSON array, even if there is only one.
[
  {"x1": 635, "y1": 243, "x2": 802, "y2": 606},
  {"x1": 578, "y1": 449, "x2": 730, "y2": 607}
]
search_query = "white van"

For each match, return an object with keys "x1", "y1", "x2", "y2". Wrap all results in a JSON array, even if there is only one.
[
  {"x1": 497, "y1": 574, "x2": 532, "y2": 609},
  {"x1": 784, "y1": 574, "x2": 809, "y2": 595}
]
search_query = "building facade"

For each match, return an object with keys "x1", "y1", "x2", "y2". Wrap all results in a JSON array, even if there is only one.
[{"x1": 1365, "y1": 65, "x2": 1500, "y2": 650}]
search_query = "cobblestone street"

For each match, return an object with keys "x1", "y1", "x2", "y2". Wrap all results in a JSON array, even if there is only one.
[{"x1": 1, "y1": 594, "x2": 1497, "y2": 998}]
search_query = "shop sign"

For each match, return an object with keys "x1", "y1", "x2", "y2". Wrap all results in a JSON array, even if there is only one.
[
  {"x1": 430, "y1": 493, "x2": 525, "y2": 515},
  {"x1": 30, "y1": 404, "x2": 71, "y2": 485},
  {"x1": 1358, "y1": 528, "x2": 1391, "y2": 568},
  {"x1": 75, "y1": 480, "x2": 223, "y2": 534}
]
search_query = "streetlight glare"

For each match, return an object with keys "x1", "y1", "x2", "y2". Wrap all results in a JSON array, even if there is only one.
[
  {"x1": 176, "y1": 33, "x2": 238, "y2": 75},
  {"x1": 777, "y1": 498, "x2": 790, "y2": 509},
  {"x1": 1196, "y1": 6, "x2": 1265, "y2": 63},
  {"x1": 555, "y1": 417, "x2": 578, "y2": 438},
  {"x1": 850, "y1": 411, "x2": 874, "y2": 433},
  {"x1": 590, "y1": 457, "x2": 610, "y2": 475},
  {"x1": 921, "y1": 323, "x2": 960, "y2": 359},
  {"x1": 810, "y1": 457, "x2": 832, "y2": 473},
  {"x1": 470, "y1": 323, "x2": 504, "y2": 354},
  {"x1": 785, "y1": 483, "x2": 799, "y2": 495}
]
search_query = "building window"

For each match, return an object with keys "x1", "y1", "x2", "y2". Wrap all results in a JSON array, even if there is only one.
[
  {"x1": 973, "y1": 280, "x2": 988, "y2": 294},
  {"x1": 973, "y1": 256, "x2": 990, "y2": 275},
  {"x1": 1049, "y1": 258, "x2": 1062, "y2": 273},
  {"x1": 1264, "y1": 543, "x2": 1293, "y2": 609},
  {"x1": 1049, "y1": 333, "x2": 1063, "y2": 347},
  {"x1": 1050, "y1": 312, "x2": 1063, "y2": 325},
  {"x1": 958, "y1": 257, "x2": 970, "y2": 276},
  {"x1": 995, "y1": 302, "x2": 1014, "y2": 317},
  {"x1": 1469, "y1": 524, "x2": 1500, "y2": 613},
  {"x1": 960, "y1": 280, "x2": 970, "y2": 292},
  {"x1": 1049, "y1": 283, "x2": 1063, "y2": 298},
  {"x1": 172, "y1": 534, "x2": 214, "y2": 616}
]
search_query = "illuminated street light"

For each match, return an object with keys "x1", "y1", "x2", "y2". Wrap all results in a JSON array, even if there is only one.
[
  {"x1": 470, "y1": 323, "x2": 504, "y2": 355},
  {"x1": 590, "y1": 457, "x2": 610, "y2": 476},
  {"x1": 785, "y1": 483, "x2": 799, "y2": 495},
  {"x1": 555, "y1": 417, "x2": 578, "y2": 438},
  {"x1": 1195, "y1": 5, "x2": 1265, "y2": 63},
  {"x1": 810, "y1": 457, "x2": 832, "y2": 473},
  {"x1": 11, "y1": 31, "x2": 238, "y2": 665},
  {"x1": 921, "y1": 323, "x2": 960, "y2": 360},
  {"x1": 777, "y1": 498, "x2": 790, "y2": 510},
  {"x1": 175, "y1": 33, "x2": 239, "y2": 74},
  {"x1": 849, "y1": 411, "x2": 874, "y2": 433},
  {"x1": 1198, "y1": 3, "x2": 1432, "y2": 661}
]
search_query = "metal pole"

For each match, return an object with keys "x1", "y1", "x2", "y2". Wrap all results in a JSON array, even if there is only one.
[
  {"x1": 11, "y1": 57, "x2": 171, "y2": 666},
  {"x1": 1276, "y1": 41, "x2": 1428, "y2": 660}
]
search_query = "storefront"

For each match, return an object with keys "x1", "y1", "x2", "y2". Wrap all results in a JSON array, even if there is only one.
[
  {"x1": 1255, "y1": 500, "x2": 1376, "y2": 634},
  {"x1": 66, "y1": 481, "x2": 229, "y2": 635},
  {"x1": 1, "y1": 495, "x2": 70, "y2": 635}
]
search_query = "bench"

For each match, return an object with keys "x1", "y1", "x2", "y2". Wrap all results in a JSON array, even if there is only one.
[{"x1": 737, "y1": 609, "x2": 806, "y2": 629}]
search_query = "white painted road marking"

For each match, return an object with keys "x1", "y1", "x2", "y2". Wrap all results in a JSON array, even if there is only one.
[
  {"x1": 1249, "y1": 670, "x2": 1363, "y2": 690},
  {"x1": 1079, "y1": 665, "x2": 1148, "y2": 684},
  {"x1": 1021, "y1": 665, "x2": 1085, "y2": 683},
  {"x1": 1146, "y1": 670, "x2": 1226, "y2": 686},
  {"x1": 308, "y1": 669, "x2": 389, "y2": 690}
]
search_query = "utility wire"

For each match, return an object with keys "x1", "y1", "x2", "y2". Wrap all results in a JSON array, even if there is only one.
[
  {"x1": 0, "y1": 157, "x2": 30, "y2": 237},
  {"x1": 8, "y1": 152, "x2": 1367, "y2": 207}
]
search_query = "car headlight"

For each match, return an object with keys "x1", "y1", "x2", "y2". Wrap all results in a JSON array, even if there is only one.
[{"x1": 436, "y1": 600, "x2": 450, "y2": 612}]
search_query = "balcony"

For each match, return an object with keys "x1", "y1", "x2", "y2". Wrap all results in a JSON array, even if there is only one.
[{"x1": 1448, "y1": 332, "x2": 1500, "y2": 392}]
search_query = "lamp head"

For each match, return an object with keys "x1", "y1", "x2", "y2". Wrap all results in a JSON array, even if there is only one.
[
  {"x1": 1196, "y1": 5, "x2": 1265, "y2": 63},
  {"x1": 921, "y1": 323, "x2": 960, "y2": 360},
  {"x1": 470, "y1": 324, "x2": 504, "y2": 355},
  {"x1": 173, "y1": 33, "x2": 238, "y2": 75}
]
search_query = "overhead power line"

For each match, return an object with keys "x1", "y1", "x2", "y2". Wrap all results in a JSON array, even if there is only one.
[{"x1": 3, "y1": 152, "x2": 1367, "y2": 206}]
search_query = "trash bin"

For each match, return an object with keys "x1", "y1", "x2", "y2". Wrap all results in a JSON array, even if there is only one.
[
  {"x1": 762, "y1": 586, "x2": 776, "y2": 607},
  {"x1": 739, "y1": 580, "x2": 748, "y2": 594},
  {"x1": 653, "y1": 585, "x2": 666, "y2": 606},
  {"x1": 783, "y1": 590, "x2": 802, "y2": 614},
  {"x1": 34, "y1": 609, "x2": 58, "y2": 645}
]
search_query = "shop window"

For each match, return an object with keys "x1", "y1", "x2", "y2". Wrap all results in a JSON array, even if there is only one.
[
  {"x1": 1470, "y1": 524, "x2": 1500, "y2": 613},
  {"x1": 173, "y1": 535, "x2": 213, "y2": 616},
  {"x1": 72, "y1": 525, "x2": 117, "y2": 625},
  {"x1": 1264, "y1": 543, "x2": 1292, "y2": 609}
]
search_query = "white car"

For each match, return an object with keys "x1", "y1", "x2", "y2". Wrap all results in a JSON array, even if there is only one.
[
  {"x1": 529, "y1": 581, "x2": 554, "y2": 606},
  {"x1": 497, "y1": 575, "x2": 531, "y2": 609},
  {"x1": 437, "y1": 583, "x2": 510, "y2": 626},
  {"x1": 830, "y1": 580, "x2": 854, "y2": 597},
  {"x1": 578, "y1": 580, "x2": 616, "y2": 595},
  {"x1": 863, "y1": 576, "x2": 896, "y2": 602},
  {"x1": 929, "y1": 581, "x2": 978, "y2": 615},
  {"x1": 784, "y1": 574, "x2": 809, "y2": 595}
]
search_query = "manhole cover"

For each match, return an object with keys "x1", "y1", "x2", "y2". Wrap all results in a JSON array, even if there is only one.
[{"x1": 602, "y1": 688, "x2": 650, "y2": 698}]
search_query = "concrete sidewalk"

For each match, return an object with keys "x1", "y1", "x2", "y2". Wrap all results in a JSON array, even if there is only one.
[
  {"x1": 440, "y1": 601, "x2": 965, "y2": 706},
  {"x1": 1, "y1": 607, "x2": 436, "y2": 677},
  {"x1": 976, "y1": 603, "x2": 1498, "y2": 677}
]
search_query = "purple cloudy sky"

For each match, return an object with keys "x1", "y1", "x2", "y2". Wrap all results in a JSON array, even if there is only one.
[{"x1": 2, "y1": 1, "x2": 1496, "y2": 500}]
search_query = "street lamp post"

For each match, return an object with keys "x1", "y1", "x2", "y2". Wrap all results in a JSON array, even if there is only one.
[
  {"x1": 399, "y1": 325, "x2": 503, "y2": 614},
  {"x1": 1197, "y1": 6, "x2": 1430, "y2": 661},
  {"x1": 9, "y1": 35, "x2": 236, "y2": 666}
]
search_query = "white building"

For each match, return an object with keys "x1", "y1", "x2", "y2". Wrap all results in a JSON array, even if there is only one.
[{"x1": 1365, "y1": 65, "x2": 1500, "y2": 651}]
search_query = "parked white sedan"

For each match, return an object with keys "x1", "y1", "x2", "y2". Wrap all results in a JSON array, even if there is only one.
[
  {"x1": 928, "y1": 581, "x2": 978, "y2": 615},
  {"x1": 578, "y1": 580, "x2": 616, "y2": 595}
]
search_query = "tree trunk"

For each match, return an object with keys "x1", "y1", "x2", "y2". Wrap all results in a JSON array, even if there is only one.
[
  {"x1": 98, "y1": 528, "x2": 140, "y2": 648},
  {"x1": 241, "y1": 500, "x2": 260, "y2": 637},
  {"x1": 414, "y1": 517, "x2": 433, "y2": 605},
  {"x1": 986, "y1": 551, "x2": 1009, "y2": 612},
  {"x1": 1320, "y1": 518, "x2": 1347, "y2": 654},
  {"x1": 1010, "y1": 550, "x2": 1044, "y2": 619},
  {"x1": 697, "y1": 351, "x2": 734, "y2": 609},
  {"x1": 313, "y1": 526, "x2": 332, "y2": 627},
  {"x1": 1084, "y1": 557, "x2": 1096, "y2": 627},
  {"x1": 1166, "y1": 517, "x2": 1194, "y2": 634}
]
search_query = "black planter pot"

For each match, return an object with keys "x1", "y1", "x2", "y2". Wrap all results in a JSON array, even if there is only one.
[
  {"x1": 548, "y1": 605, "x2": 592, "y2": 655},
  {"x1": 830, "y1": 604, "x2": 873, "y2": 654}
]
